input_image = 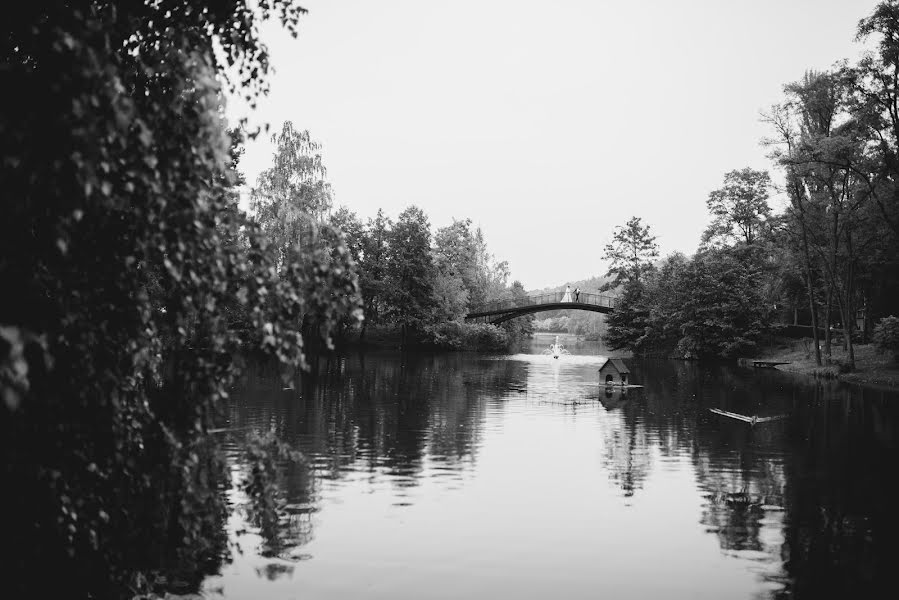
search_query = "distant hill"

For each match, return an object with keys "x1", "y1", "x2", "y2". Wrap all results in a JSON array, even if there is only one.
[
  {"x1": 528, "y1": 274, "x2": 617, "y2": 337},
  {"x1": 528, "y1": 274, "x2": 615, "y2": 296}
]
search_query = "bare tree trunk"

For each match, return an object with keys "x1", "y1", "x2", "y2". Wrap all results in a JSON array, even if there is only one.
[
  {"x1": 832, "y1": 289, "x2": 854, "y2": 369},
  {"x1": 827, "y1": 223, "x2": 857, "y2": 371},
  {"x1": 824, "y1": 205, "x2": 843, "y2": 359},
  {"x1": 789, "y1": 172, "x2": 822, "y2": 366},
  {"x1": 801, "y1": 231, "x2": 822, "y2": 366},
  {"x1": 860, "y1": 292, "x2": 868, "y2": 344},
  {"x1": 843, "y1": 229, "x2": 857, "y2": 367},
  {"x1": 842, "y1": 304, "x2": 855, "y2": 366},
  {"x1": 360, "y1": 298, "x2": 374, "y2": 342}
]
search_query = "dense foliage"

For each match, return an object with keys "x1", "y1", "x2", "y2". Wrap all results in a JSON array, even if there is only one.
[
  {"x1": 601, "y1": 216, "x2": 659, "y2": 290},
  {"x1": 326, "y1": 205, "x2": 531, "y2": 349},
  {"x1": 604, "y1": 1, "x2": 899, "y2": 363},
  {"x1": 603, "y1": 245, "x2": 769, "y2": 359},
  {"x1": 872, "y1": 316, "x2": 899, "y2": 361},
  {"x1": 243, "y1": 122, "x2": 529, "y2": 350},
  {"x1": 424, "y1": 322, "x2": 510, "y2": 352},
  {"x1": 604, "y1": 280, "x2": 653, "y2": 353},
  {"x1": 0, "y1": 3, "x2": 363, "y2": 598},
  {"x1": 702, "y1": 168, "x2": 773, "y2": 247}
]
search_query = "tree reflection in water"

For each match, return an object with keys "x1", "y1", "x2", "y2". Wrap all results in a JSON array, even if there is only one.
[
  {"x1": 217, "y1": 352, "x2": 899, "y2": 597},
  {"x1": 223, "y1": 352, "x2": 527, "y2": 574},
  {"x1": 621, "y1": 360, "x2": 899, "y2": 598}
]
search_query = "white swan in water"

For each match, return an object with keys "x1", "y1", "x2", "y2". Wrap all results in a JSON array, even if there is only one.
[{"x1": 542, "y1": 335, "x2": 571, "y2": 359}]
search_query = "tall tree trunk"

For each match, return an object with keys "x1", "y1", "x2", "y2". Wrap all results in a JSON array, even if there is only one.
[
  {"x1": 801, "y1": 231, "x2": 822, "y2": 366},
  {"x1": 860, "y1": 292, "x2": 868, "y2": 344},
  {"x1": 787, "y1": 170, "x2": 821, "y2": 365},
  {"x1": 824, "y1": 205, "x2": 842, "y2": 359},
  {"x1": 823, "y1": 290, "x2": 832, "y2": 358},
  {"x1": 843, "y1": 229, "x2": 857, "y2": 368},
  {"x1": 359, "y1": 298, "x2": 373, "y2": 341},
  {"x1": 833, "y1": 291, "x2": 854, "y2": 370},
  {"x1": 841, "y1": 303, "x2": 855, "y2": 367}
]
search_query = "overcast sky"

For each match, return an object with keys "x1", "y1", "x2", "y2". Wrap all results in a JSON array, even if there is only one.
[{"x1": 228, "y1": 0, "x2": 880, "y2": 290}]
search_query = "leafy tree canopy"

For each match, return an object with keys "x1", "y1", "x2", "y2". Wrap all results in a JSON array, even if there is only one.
[
  {"x1": 601, "y1": 216, "x2": 659, "y2": 290},
  {"x1": 385, "y1": 206, "x2": 437, "y2": 336},
  {"x1": 702, "y1": 168, "x2": 773, "y2": 246}
]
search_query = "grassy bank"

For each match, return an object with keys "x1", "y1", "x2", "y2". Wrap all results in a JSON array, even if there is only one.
[{"x1": 752, "y1": 339, "x2": 899, "y2": 389}]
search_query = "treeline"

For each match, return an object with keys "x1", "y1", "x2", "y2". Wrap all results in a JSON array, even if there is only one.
[
  {"x1": 604, "y1": 2, "x2": 899, "y2": 366},
  {"x1": 246, "y1": 120, "x2": 532, "y2": 351},
  {"x1": 328, "y1": 205, "x2": 533, "y2": 350},
  {"x1": 603, "y1": 216, "x2": 774, "y2": 359},
  {"x1": 238, "y1": 120, "x2": 533, "y2": 352}
]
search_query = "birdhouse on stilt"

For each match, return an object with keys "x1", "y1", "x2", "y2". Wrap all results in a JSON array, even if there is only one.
[{"x1": 598, "y1": 358, "x2": 630, "y2": 386}]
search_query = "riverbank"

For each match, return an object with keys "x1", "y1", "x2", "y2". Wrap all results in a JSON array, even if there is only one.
[
  {"x1": 752, "y1": 340, "x2": 899, "y2": 389},
  {"x1": 339, "y1": 322, "x2": 518, "y2": 352}
]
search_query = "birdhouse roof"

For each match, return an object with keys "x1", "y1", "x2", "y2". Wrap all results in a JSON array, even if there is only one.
[{"x1": 598, "y1": 358, "x2": 630, "y2": 374}]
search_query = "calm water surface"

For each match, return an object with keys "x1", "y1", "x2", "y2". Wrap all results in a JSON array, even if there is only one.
[{"x1": 205, "y1": 333, "x2": 899, "y2": 599}]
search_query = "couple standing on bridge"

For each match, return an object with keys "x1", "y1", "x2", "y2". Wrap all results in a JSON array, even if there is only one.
[{"x1": 562, "y1": 285, "x2": 580, "y2": 303}]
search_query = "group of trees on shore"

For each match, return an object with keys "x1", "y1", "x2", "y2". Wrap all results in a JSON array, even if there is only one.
[
  {"x1": 602, "y1": 211, "x2": 774, "y2": 359},
  {"x1": 328, "y1": 205, "x2": 533, "y2": 349},
  {"x1": 249, "y1": 121, "x2": 533, "y2": 351},
  {"x1": 603, "y1": 1, "x2": 899, "y2": 366}
]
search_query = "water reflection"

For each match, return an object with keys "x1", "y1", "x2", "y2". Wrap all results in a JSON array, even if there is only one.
[{"x1": 207, "y1": 338, "x2": 899, "y2": 599}]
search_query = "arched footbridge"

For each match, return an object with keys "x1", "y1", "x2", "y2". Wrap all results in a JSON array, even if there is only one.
[{"x1": 465, "y1": 292, "x2": 617, "y2": 325}]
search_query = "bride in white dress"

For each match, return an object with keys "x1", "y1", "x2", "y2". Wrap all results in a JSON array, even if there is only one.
[{"x1": 561, "y1": 285, "x2": 572, "y2": 302}]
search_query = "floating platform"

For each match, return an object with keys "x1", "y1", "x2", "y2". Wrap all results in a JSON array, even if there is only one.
[
  {"x1": 709, "y1": 408, "x2": 787, "y2": 425},
  {"x1": 752, "y1": 361, "x2": 791, "y2": 368}
]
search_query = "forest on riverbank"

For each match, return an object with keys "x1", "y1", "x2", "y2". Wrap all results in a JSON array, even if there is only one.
[
  {"x1": 600, "y1": 3, "x2": 899, "y2": 371},
  {"x1": 249, "y1": 122, "x2": 533, "y2": 352}
]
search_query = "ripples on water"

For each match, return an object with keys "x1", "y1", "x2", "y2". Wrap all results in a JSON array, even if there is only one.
[{"x1": 204, "y1": 334, "x2": 899, "y2": 600}]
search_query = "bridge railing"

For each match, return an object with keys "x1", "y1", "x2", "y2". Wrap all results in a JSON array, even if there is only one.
[{"x1": 471, "y1": 291, "x2": 617, "y2": 315}]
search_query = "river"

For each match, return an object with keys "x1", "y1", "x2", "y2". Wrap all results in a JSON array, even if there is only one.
[{"x1": 203, "y1": 333, "x2": 899, "y2": 599}]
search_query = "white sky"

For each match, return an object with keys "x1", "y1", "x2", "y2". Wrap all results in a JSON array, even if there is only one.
[{"x1": 228, "y1": 0, "x2": 880, "y2": 290}]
